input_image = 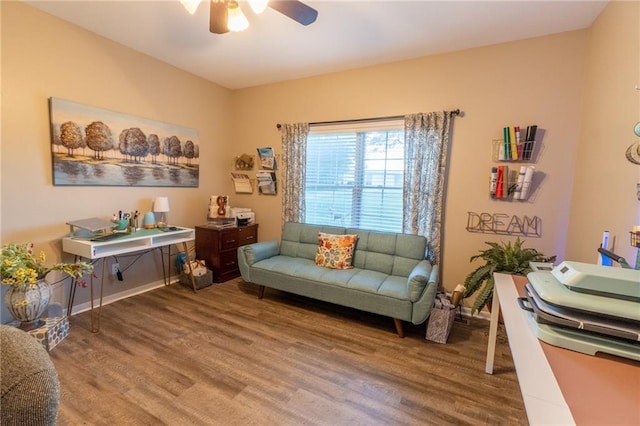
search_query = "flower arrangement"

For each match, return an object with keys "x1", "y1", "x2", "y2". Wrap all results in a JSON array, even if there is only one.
[{"x1": 1, "y1": 243, "x2": 93, "y2": 288}]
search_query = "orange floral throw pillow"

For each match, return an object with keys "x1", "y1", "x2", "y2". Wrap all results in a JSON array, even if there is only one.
[{"x1": 315, "y1": 232, "x2": 358, "y2": 269}]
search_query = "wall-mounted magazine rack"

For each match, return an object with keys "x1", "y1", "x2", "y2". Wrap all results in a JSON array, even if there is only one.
[
  {"x1": 489, "y1": 165, "x2": 539, "y2": 201},
  {"x1": 492, "y1": 139, "x2": 541, "y2": 162}
]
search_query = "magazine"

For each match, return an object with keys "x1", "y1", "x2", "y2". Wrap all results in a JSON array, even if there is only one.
[
  {"x1": 231, "y1": 172, "x2": 253, "y2": 194},
  {"x1": 256, "y1": 171, "x2": 277, "y2": 195},
  {"x1": 257, "y1": 147, "x2": 277, "y2": 170}
]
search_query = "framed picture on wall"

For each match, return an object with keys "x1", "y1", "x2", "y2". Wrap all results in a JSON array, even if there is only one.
[{"x1": 49, "y1": 97, "x2": 200, "y2": 187}]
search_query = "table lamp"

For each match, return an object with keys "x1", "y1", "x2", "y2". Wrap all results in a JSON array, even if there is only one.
[{"x1": 153, "y1": 197, "x2": 170, "y2": 227}]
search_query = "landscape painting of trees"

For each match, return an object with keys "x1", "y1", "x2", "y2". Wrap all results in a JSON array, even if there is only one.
[{"x1": 49, "y1": 97, "x2": 200, "y2": 187}]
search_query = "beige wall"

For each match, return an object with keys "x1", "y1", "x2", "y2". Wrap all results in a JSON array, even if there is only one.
[
  {"x1": 2, "y1": 1, "x2": 637, "y2": 321},
  {"x1": 567, "y1": 0, "x2": 640, "y2": 266},
  {"x1": 1, "y1": 2, "x2": 233, "y2": 320},
  {"x1": 231, "y1": 31, "x2": 588, "y2": 302}
]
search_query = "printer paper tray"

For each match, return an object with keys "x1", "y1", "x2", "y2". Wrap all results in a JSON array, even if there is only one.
[{"x1": 524, "y1": 284, "x2": 640, "y2": 342}]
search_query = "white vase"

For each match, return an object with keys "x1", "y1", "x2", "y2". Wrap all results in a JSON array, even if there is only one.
[{"x1": 4, "y1": 279, "x2": 51, "y2": 331}]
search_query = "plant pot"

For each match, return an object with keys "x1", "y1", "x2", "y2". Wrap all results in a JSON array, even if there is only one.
[{"x1": 4, "y1": 279, "x2": 51, "y2": 331}]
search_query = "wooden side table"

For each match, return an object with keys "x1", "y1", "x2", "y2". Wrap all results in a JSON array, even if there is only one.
[{"x1": 195, "y1": 224, "x2": 258, "y2": 283}]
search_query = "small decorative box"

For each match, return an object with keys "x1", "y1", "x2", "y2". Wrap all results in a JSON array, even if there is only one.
[{"x1": 27, "y1": 316, "x2": 69, "y2": 351}]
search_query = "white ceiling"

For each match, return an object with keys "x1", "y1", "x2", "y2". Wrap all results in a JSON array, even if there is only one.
[{"x1": 26, "y1": 0, "x2": 608, "y2": 90}]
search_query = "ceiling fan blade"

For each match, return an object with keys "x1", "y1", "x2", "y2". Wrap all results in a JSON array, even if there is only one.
[
  {"x1": 210, "y1": 0, "x2": 229, "y2": 34},
  {"x1": 269, "y1": 1, "x2": 318, "y2": 26}
]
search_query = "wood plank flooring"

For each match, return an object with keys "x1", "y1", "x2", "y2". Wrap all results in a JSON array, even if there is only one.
[{"x1": 50, "y1": 279, "x2": 527, "y2": 425}]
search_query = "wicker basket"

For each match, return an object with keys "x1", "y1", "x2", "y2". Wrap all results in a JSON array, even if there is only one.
[{"x1": 179, "y1": 270, "x2": 213, "y2": 290}]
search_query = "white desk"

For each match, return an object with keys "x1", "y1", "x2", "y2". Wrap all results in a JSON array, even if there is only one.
[
  {"x1": 487, "y1": 273, "x2": 640, "y2": 425},
  {"x1": 486, "y1": 273, "x2": 574, "y2": 425},
  {"x1": 63, "y1": 227, "x2": 195, "y2": 332}
]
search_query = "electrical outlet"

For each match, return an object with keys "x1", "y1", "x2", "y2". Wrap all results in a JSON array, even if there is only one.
[{"x1": 111, "y1": 263, "x2": 119, "y2": 276}]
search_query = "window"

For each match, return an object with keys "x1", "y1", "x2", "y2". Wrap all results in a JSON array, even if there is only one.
[{"x1": 304, "y1": 119, "x2": 404, "y2": 232}]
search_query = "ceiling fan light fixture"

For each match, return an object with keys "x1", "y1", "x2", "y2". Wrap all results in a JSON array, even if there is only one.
[
  {"x1": 248, "y1": 0, "x2": 269, "y2": 14},
  {"x1": 227, "y1": 1, "x2": 249, "y2": 32},
  {"x1": 180, "y1": 0, "x2": 202, "y2": 15}
]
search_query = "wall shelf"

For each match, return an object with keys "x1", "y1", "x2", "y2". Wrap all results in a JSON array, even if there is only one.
[
  {"x1": 490, "y1": 128, "x2": 543, "y2": 202},
  {"x1": 492, "y1": 139, "x2": 539, "y2": 162}
]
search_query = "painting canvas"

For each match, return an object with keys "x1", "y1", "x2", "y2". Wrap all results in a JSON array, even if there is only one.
[{"x1": 49, "y1": 97, "x2": 200, "y2": 187}]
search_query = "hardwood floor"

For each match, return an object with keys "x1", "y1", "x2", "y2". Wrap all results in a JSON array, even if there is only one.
[{"x1": 50, "y1": 279, "x2": 527, "y2": 425}]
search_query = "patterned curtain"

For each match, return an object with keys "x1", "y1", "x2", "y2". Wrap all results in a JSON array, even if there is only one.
[
  {"x1": 280, "y1": 123, "x2": 310, "y2": 224},
  {"x1": 403, "y1": 111, "x2": 454, "y2": 266}
]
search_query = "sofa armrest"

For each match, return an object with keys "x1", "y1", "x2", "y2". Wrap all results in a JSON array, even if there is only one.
[
  {"x1": 407, "y1": 261, "x2": 440, "y2": 324},
  {"x1": 239, "y1": 240, "x2": 280, "y2": 265},
  {"x1": 407, "y1": 260, "x2": 434, "y2": 302},
  {"x1": 238, "y1": 240, "x2": 280, "y2": 283}
]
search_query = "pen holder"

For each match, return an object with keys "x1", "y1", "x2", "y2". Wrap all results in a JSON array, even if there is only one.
[
  {"x1": 113, "y1": 219, "x2": 128, "y2": 231},
  {"x1": 128, "y1": 218, "x2": 138, "y2": 233}
]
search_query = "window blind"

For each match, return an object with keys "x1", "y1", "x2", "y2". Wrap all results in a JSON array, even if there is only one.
[{"x1": 304, "y1": 119, "x2": 404, "y2": 232}]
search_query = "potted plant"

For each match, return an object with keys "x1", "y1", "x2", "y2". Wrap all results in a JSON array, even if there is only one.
[
  {"x1": 1, "y1": 242, "x2": 93, "y2": 330},
  {"x1": 463, "y1": 238, "x2": 555, "y2": 315}
]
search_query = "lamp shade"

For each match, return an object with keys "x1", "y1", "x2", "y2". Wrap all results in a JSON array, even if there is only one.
[
  {"x1": 227, "y1": 1, "x2": 249, "y2": 32},
  {"x1": 180, "y1": 0, "x2": 202, "y2": 14},
  {"x1": 248, "y1": 0, "x2": 268, "y2": 14},
  {"x1": 153, "y1": 197, "x2": 170, "y2": 213}
]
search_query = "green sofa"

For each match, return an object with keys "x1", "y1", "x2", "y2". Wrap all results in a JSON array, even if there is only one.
[{"x1": 237, "y1": 222, "x2": 439, "y2": 337}]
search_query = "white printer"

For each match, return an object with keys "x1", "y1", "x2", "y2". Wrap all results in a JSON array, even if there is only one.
[{"x1": 230, "y1": 207, "x2": 255, "y2": 226}]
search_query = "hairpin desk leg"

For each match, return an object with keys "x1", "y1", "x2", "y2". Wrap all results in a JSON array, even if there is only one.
[
  {"x1": 160, "y1": 245, "x2": 170, "y2": 286},
  {"x1": 90, "y1": 259, "x2": 106, "y2": 333},
  {"x1": 67, "y1": 255, "x2": 80, "y2": 317}
]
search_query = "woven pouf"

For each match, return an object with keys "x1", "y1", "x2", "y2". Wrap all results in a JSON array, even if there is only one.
[{"x1": 1, "y1": 324, "x2": 60, "y2": 426}]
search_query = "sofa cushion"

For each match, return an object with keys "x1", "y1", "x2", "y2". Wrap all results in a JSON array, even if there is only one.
[
  {"x1": 251, "y1": 256, "x2": 410, "y2": 301},
  {"x1": 277, "y1": 222, "x2": 427, "y2": 277},
  {"x1": 315, "y1": 232, "x2": 358, "y2": 269},
  {"x1": 281, "y1": 223, "x2": 346, "y2": 260},
  {"x1": 347, "y1": 229, "x2": 427, "y2": 276}
]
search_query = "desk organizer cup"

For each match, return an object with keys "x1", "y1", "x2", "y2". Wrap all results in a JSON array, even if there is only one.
[
  {"x1": 113, "y1": 219, "x2": 129, "y2": 231},
  {"x1": 128, "y1": 217, "x2": 139, "y2": 232}
]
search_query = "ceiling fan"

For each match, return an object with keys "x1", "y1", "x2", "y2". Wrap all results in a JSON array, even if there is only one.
[{"x1": 181, "y1": 0, "x2": 318, "y2": 34}]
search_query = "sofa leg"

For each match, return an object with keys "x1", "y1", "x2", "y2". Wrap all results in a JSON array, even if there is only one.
[
  {"x1": 393, "y1": 318, "x2": 405, "y2": 338},
  {"x1": 257, "y1": 285, "x2": 265, "y2": 299}
]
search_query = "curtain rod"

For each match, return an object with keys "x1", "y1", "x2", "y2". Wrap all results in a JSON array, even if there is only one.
[{"x1": 276, "y1": 109, "x2": 461, "y2": 129}]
